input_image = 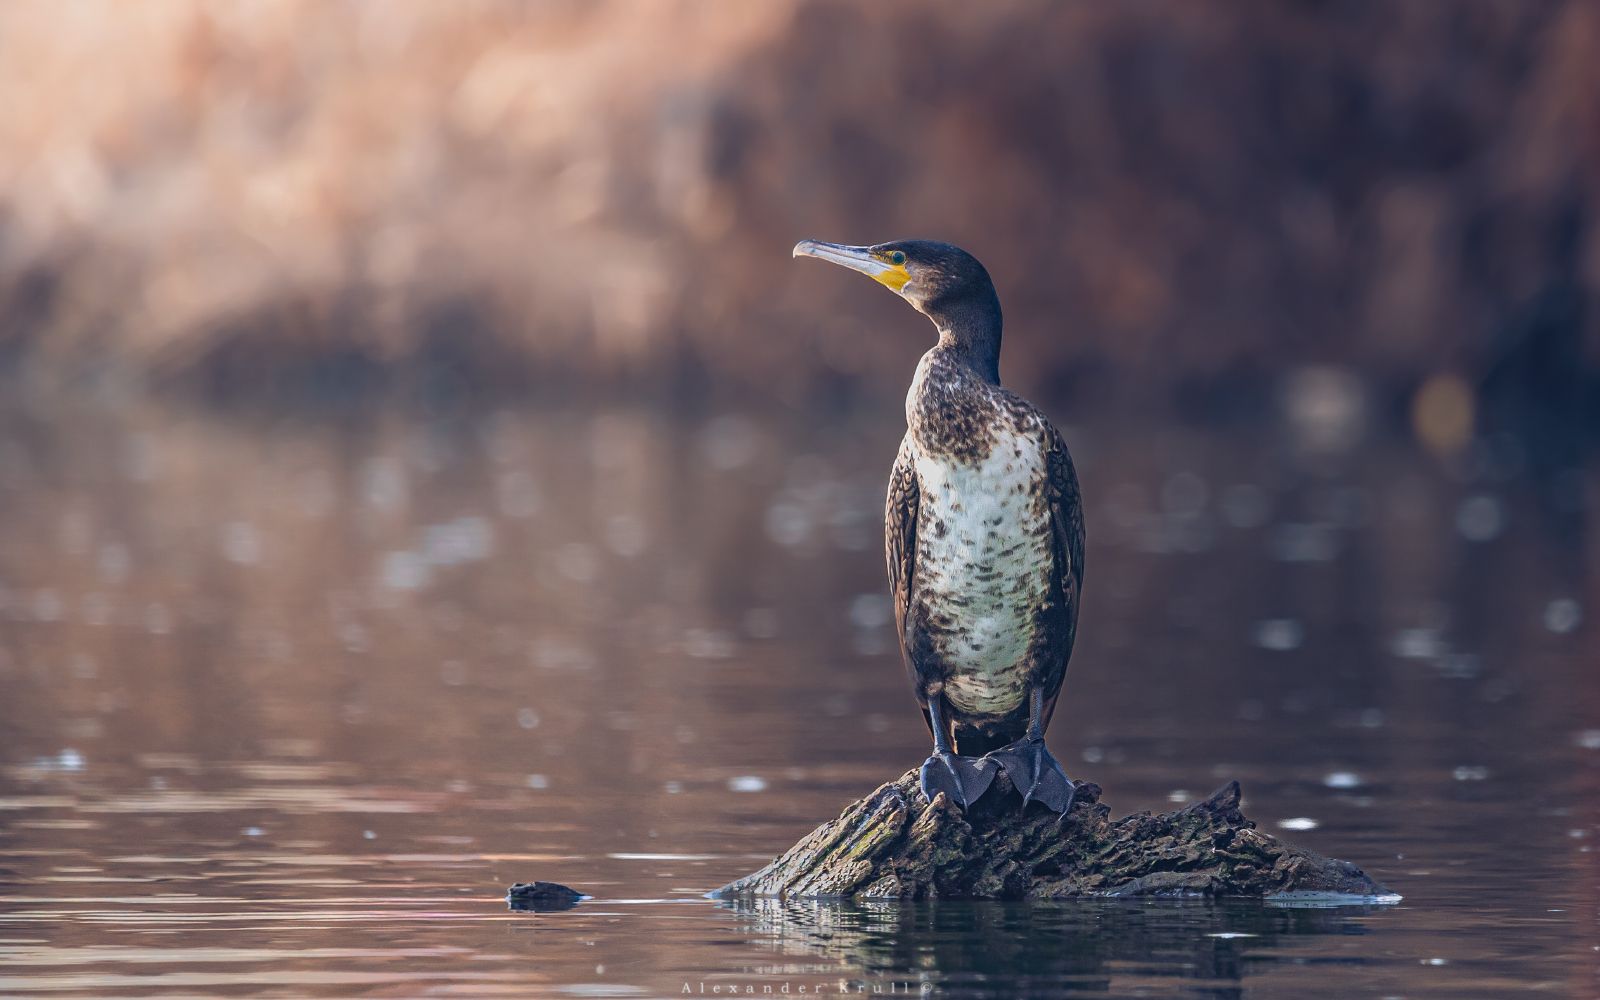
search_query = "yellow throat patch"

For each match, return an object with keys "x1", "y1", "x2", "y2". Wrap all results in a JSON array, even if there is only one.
[{"x1": 872, "y1": 261, "x2": 912, "y2": 292}]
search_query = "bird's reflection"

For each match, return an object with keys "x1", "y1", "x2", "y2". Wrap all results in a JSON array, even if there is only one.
[{"x1": 719, "y1": 896, "x2": 1387, "y2": 992}]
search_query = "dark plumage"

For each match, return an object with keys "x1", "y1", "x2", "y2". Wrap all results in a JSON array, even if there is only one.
[{"x1": 795, "y1": 238, "x2": 1086, "y2": 813}]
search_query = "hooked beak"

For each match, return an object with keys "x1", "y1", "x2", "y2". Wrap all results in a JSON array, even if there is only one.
[{"x1": 793, "y1": 239, "x2": 910, "y2": 292}]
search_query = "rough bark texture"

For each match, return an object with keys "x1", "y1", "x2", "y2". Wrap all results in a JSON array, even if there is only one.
[{"x1": 714, "y1": 771, "x2": 1393, "y2": 901}]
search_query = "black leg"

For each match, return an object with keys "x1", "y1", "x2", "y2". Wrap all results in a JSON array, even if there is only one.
[
  {"x1": 984, "y1": 687, "x2": 1076, "y2": 814},
  {"x1": 918, "y1": 696, "x2": 997, "y2": 810}
]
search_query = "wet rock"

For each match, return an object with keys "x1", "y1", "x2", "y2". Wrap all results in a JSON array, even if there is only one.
[
  {"x1": 714, "y1": 772, "x2": 1394, "y2": 901},
  {"x1": 506, "y1": 880, "x2": 586, "y2": 911}
]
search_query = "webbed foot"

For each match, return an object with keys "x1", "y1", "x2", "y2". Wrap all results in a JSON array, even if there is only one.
[
  {"x1": 919, "y1": 751, "x2": 998, "y2": 810},
  {"x1": 985, "y1": 736, "x2": 1076, "y2": 815}
]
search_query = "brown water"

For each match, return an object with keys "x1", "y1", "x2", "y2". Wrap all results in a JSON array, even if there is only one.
[{"x1": 0, "y1": 397, "x2": 1596, "y2": 998}]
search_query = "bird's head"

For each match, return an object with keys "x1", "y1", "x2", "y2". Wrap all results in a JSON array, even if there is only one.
[{"x1": 792, "y1": 238, "x2": 998, "y2": 326}]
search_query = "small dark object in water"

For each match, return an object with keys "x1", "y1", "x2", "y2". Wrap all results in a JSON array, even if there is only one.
[
  {"x1": 714, "y1": 771, "x2": 1396, "y2": 901},
  {"x1": 506, "y1": 880, "x2": 586, "y2": 911}
]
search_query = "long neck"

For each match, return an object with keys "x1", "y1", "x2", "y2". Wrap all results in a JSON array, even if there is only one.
[{"x1": 930, "y1": 288, "x2": 1003, "y2": 385}]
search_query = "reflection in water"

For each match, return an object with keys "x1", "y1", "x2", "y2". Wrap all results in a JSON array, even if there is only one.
[
  {"x1": 0, "y1": 397, "x2": 1595, "y2": 998},
  {"x1": 723, "y1": 897, "x2": 1385, "y2": 996}
]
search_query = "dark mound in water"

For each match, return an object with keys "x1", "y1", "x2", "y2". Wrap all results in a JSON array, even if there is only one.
[
  {"x1": 506, "y1": 880, "x2": 586, "y2": 912},
  {"x1": 714, "y1": 771, "x2": 1394, "y2": 901}
]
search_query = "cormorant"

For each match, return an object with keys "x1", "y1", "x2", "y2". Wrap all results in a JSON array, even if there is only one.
[{"x1": 793, "y1": 239, "x2": 1085, "y2": 815}]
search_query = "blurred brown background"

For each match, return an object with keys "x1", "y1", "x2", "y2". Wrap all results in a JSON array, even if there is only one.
[
  {"x1": 1, "y1": 0, "x2": 1596, "y2": 425},
  {"x1": 1, "y1": 8, "x2": 1598, "y2": 995}
]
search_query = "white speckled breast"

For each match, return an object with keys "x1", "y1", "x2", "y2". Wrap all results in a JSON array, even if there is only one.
[{"x1": 911, "y1": 431, "x2": 1052, "y2": 718}]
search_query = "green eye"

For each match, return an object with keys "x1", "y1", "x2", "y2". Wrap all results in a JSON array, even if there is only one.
[{"x1": 890, "y1": 250, "x2": 906, "y2": 265}]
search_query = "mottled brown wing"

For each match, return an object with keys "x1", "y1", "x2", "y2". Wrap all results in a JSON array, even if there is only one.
[
  {"x1": 1040, "y1": 421, "x2": 1085, "y2": 728},
  {"x1": 885, "y1": 436, "x2": 927, "y2": 709}
]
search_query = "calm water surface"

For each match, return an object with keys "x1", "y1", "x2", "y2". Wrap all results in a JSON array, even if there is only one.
[{"x1": 0, "y1": 398, "x2": 1596, "y2": 998}]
